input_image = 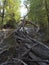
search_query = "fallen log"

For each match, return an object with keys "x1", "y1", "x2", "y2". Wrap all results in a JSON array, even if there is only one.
[
  {"x1": 14, "y1": 30, "x2": 49, "y2": 59},
  {"x1": 24, "y1": 32, "x2": 49, "y2": 49},
  {"x1": 25, "y1": 43, "x2": 49, "y2": 59},
  {"x1": 29, "y1": 52, "x2": 48, "y2": 65},
  {"x1": 20, "y1": 43, "x2": 39, "y2": 58},
  {"x1": 15, "y1": 30, "x2": 49, "y2": 49},
  {"x1": 13, "y1": 58, "x2": 28, "y2": 65},
  {"x1": 21, "y1": 46, "x2": 48, "y2": 65}
]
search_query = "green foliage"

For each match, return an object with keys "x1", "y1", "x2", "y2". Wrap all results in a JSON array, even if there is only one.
[
  {"x1": 5, "y1": 0, "x2": 21, "y2": 21},
  {"x1": 0, "y1": 0, "x2": 21, "y2": 28},
  {"x1": 25, "y1": 0, "x2": 49, "y2": 26}
]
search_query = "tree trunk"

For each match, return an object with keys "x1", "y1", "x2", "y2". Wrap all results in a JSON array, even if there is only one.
[
  {"x1": 1, "y1": 0, "x2": 6, "y2": 29},
  {"x1": 44, "y1": 0, "x2": 49, "y2": 40},
  {"x1": 1, "y1": 7, "x2": 4, "y2": 29}
]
